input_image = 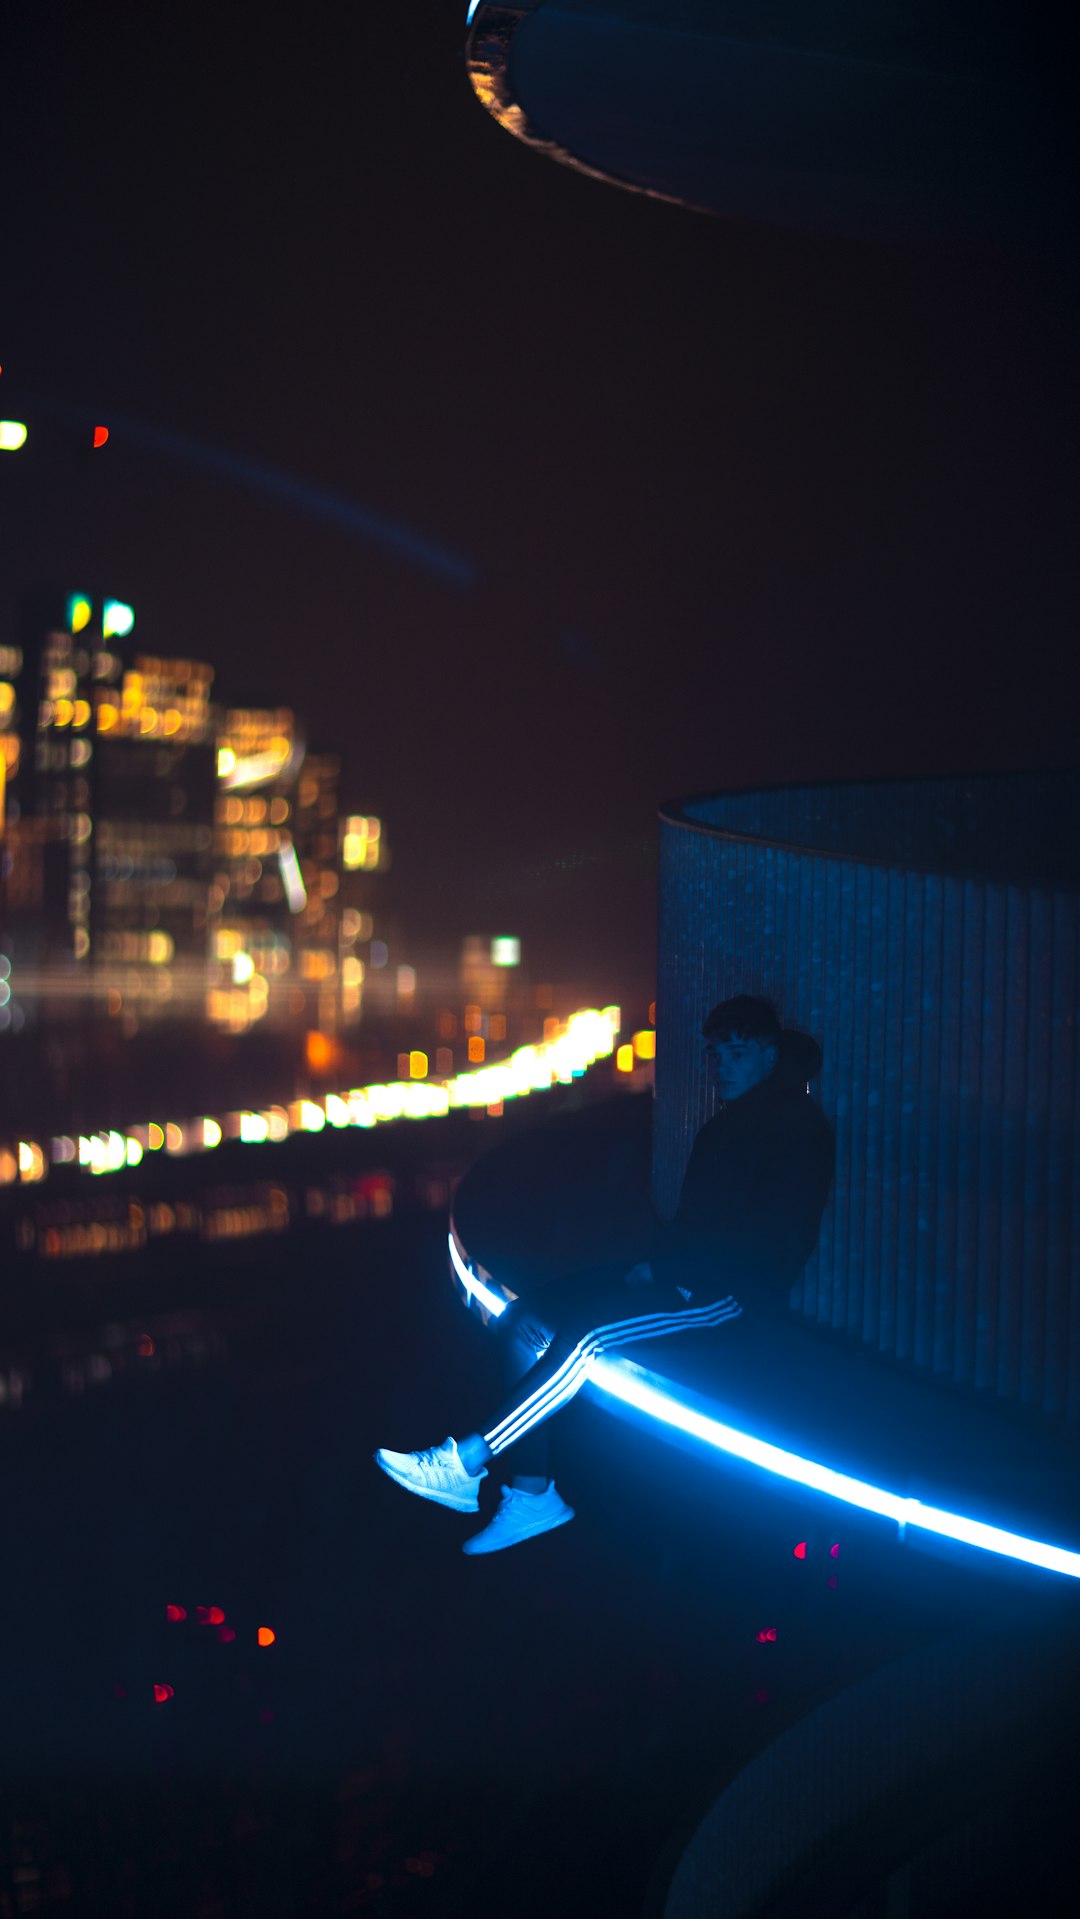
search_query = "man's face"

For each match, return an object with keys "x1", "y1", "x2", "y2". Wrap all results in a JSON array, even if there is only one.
[{"x1": 706, "y1": 1032, "x2": 777, "y2": 1101}]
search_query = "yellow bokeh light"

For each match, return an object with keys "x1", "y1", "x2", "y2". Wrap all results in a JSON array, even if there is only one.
[
  {"x1": 97, "y1": 702, "x2": 118, "y2": 731},
  {"x1": 616, "y1": 1044, "x2": 634, "y2": 1072},
  {"x1": 305, "y1": 1030, "x2": 335, "y2": 1072},
  {"x1": 409, "y1": 1051, "x2": 428, "y2": 1079},
  {"x1": 147, "y1": 1123, "x2": 165, "y2": 1151},
  {"x1": 632, "y1": 1029, "x2": 656, "y2": 1060},
  {"x1": 18, "y1": 1140, "x2": 46, "y2": 1182}
]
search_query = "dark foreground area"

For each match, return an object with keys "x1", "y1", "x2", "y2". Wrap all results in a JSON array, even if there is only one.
[{"x1": 1, "y1": 1206, "x2": 1076, "y2": 1917}]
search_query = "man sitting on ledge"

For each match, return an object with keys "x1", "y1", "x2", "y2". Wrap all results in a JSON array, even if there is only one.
[{"x1": 375, "y1": 995, "x2": 835, "y2": 1554}]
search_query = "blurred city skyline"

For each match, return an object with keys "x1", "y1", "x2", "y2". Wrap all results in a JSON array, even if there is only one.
[{"x1": 3, "y1": 5, "x2": 1076, "y2": 999}]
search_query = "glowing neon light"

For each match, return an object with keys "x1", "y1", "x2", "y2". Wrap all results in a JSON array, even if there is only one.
[
  {"x1": 446, "y1": 1234, "x2": 1080, "y2": 1582},
  {"x1": 589, "y1": 1358, "x2": 1080, "y2": 1580},
  {"x1": 66, "y1": 593, "x2": 93, "y2": 634},
  {"x1": 448, "y1": 1231, "x2": 509, "y2": 1317},
  {"x1": 278, "y1": 840, "x2": 307, "y2": 913},
  {"x1": 223, "y1": 750, "x2": 293, "y2": 790},
  {"x1": 102, "y1": 598, "x2": 135, "y2": 638}
]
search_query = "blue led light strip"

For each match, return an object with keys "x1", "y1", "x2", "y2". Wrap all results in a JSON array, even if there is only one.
[
  {"x1": 448, "y1": 1233, "x2": 509, "y2": 1315},
  {"x1": 446, "y1": 1236, "x2": 1080, "y2": 1581}
]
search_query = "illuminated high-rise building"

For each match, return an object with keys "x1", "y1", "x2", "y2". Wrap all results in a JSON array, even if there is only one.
[
  {"x1": 2, "y1": 592, "x2": 103, "y2": 1015},
  {"x1": 93, "y1": 646, "x2": 217, "y2": 1031},
  {"x1": 292, "y1": 753, "x2": 346, "y2": 1037},
  {"x1": 1, "y1": 590, "x2": 392, "y2": 1053},
  {"x1": 209, "y1": 705, "x2": 302, "y2": 1032},
  {"x1": 0, "y1": 640, "x2": 24, "y2": 834},
  {"x1": 1, "y1": 589, "x2": 216, "y2": 1035}
]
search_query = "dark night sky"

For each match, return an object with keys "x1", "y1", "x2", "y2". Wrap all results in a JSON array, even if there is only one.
[{"x1": 3, "y1": 2, "x2": 1077, "y2": 1003}]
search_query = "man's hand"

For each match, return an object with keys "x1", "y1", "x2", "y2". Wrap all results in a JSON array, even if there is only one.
[{"x1": 623, "y1": 1261, "x2": 654, "y2": 1287}]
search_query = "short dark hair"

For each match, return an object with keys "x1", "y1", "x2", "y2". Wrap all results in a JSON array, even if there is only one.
[{"x1": 702, "y1": 994, "x2": 781, "y2": 1046}]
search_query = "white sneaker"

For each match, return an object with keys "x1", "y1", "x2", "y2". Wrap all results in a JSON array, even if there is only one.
[
  {"x1": 374, "y1": 1437, "x2": 485, "y2": 1511},
  {"x1": 461, "y1": 1482, "x2": 575, "y2": 1555}
]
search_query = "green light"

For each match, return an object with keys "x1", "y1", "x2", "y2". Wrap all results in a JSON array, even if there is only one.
[
  {"x1": 102, "y1": 598, "x2": 135, "y2": 639},
  {"x1": 0, "y1": 421, "x2": 28, "y2": 452},
  {"x1": 66, "y1": 594, "x2": 93, "y2": 635}
]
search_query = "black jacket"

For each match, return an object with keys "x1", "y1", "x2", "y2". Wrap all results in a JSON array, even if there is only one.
[{"x1": 650, "y1": 1029, "x2": 835, "y2": 1315}]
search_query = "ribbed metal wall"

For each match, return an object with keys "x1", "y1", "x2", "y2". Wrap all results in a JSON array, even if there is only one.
[{"x1": 654, "y1": 774, "x2": 1080, "y2": 1427}]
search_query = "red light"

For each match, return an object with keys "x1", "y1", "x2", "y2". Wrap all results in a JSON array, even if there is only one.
[
  {"x1": 217, "y1": 1626, "x2": 236, "y2": 1643},
  {"x1": 113, "y1": 1684, "x2": 127, "y2": 1699},
  {"x1": 165, "y1": 1604, "x2": 186, "y2": 1622},
  {"x1": 153, "y1": 1683, "x2": 174, "y2": 1705},
  {"x1": 754, "y1": 1627, "x2": 778, "y2": 1643},
  {"x1": 405, "y1": 1855, "x2": 436, "y2": 1878},
  {"x1": 92, "y1": 425, "x2": 109, "y2": 448},
  {"x1": 138, "y1": 1334, "x2": 155, "y2": 1357},
  {"x1": 793, "y1": 1541, "x2": 807, "y2": 1559},
  {"x1": 257, "y1": 1626, "x2": 275, "y2": 1647},
  {"x1": 830, "y1": 1543, "x2": 840, "y2": 1558},
  {"x1": 196, "y1": 1605, "x2": 226, "y2": 1625}
]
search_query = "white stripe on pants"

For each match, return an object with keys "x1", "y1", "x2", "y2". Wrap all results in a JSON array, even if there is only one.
[{"x1": 483, "y1": 1293, "x2": 743, "y2": 1457}]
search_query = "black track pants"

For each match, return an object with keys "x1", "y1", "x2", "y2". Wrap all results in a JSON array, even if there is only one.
[{"x1": 475, "y1": 1265, "x2": 743, "y2": 1480}]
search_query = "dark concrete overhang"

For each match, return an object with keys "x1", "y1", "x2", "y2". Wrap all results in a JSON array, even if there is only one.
[{"x1": 465, "y1": 2, "x2": 1074, "y2": 250}]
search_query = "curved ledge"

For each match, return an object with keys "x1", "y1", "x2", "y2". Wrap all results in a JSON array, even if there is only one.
[
  {"x1": 465, "y1": 2, "x2": 710, "y2": 213},
  {"x1": 464, "y1": 4, "x2": 1072, "y2": 249},
  {"x1": 446, "y1": 1227, "x2": 1080, "y2": 1583},
  {"x1": 660, "y1": 768, "x2": 1080, "y2": 890},
  {"x1": 657, "y1": 1605, "x2": 1076, "y2": 1919}
]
